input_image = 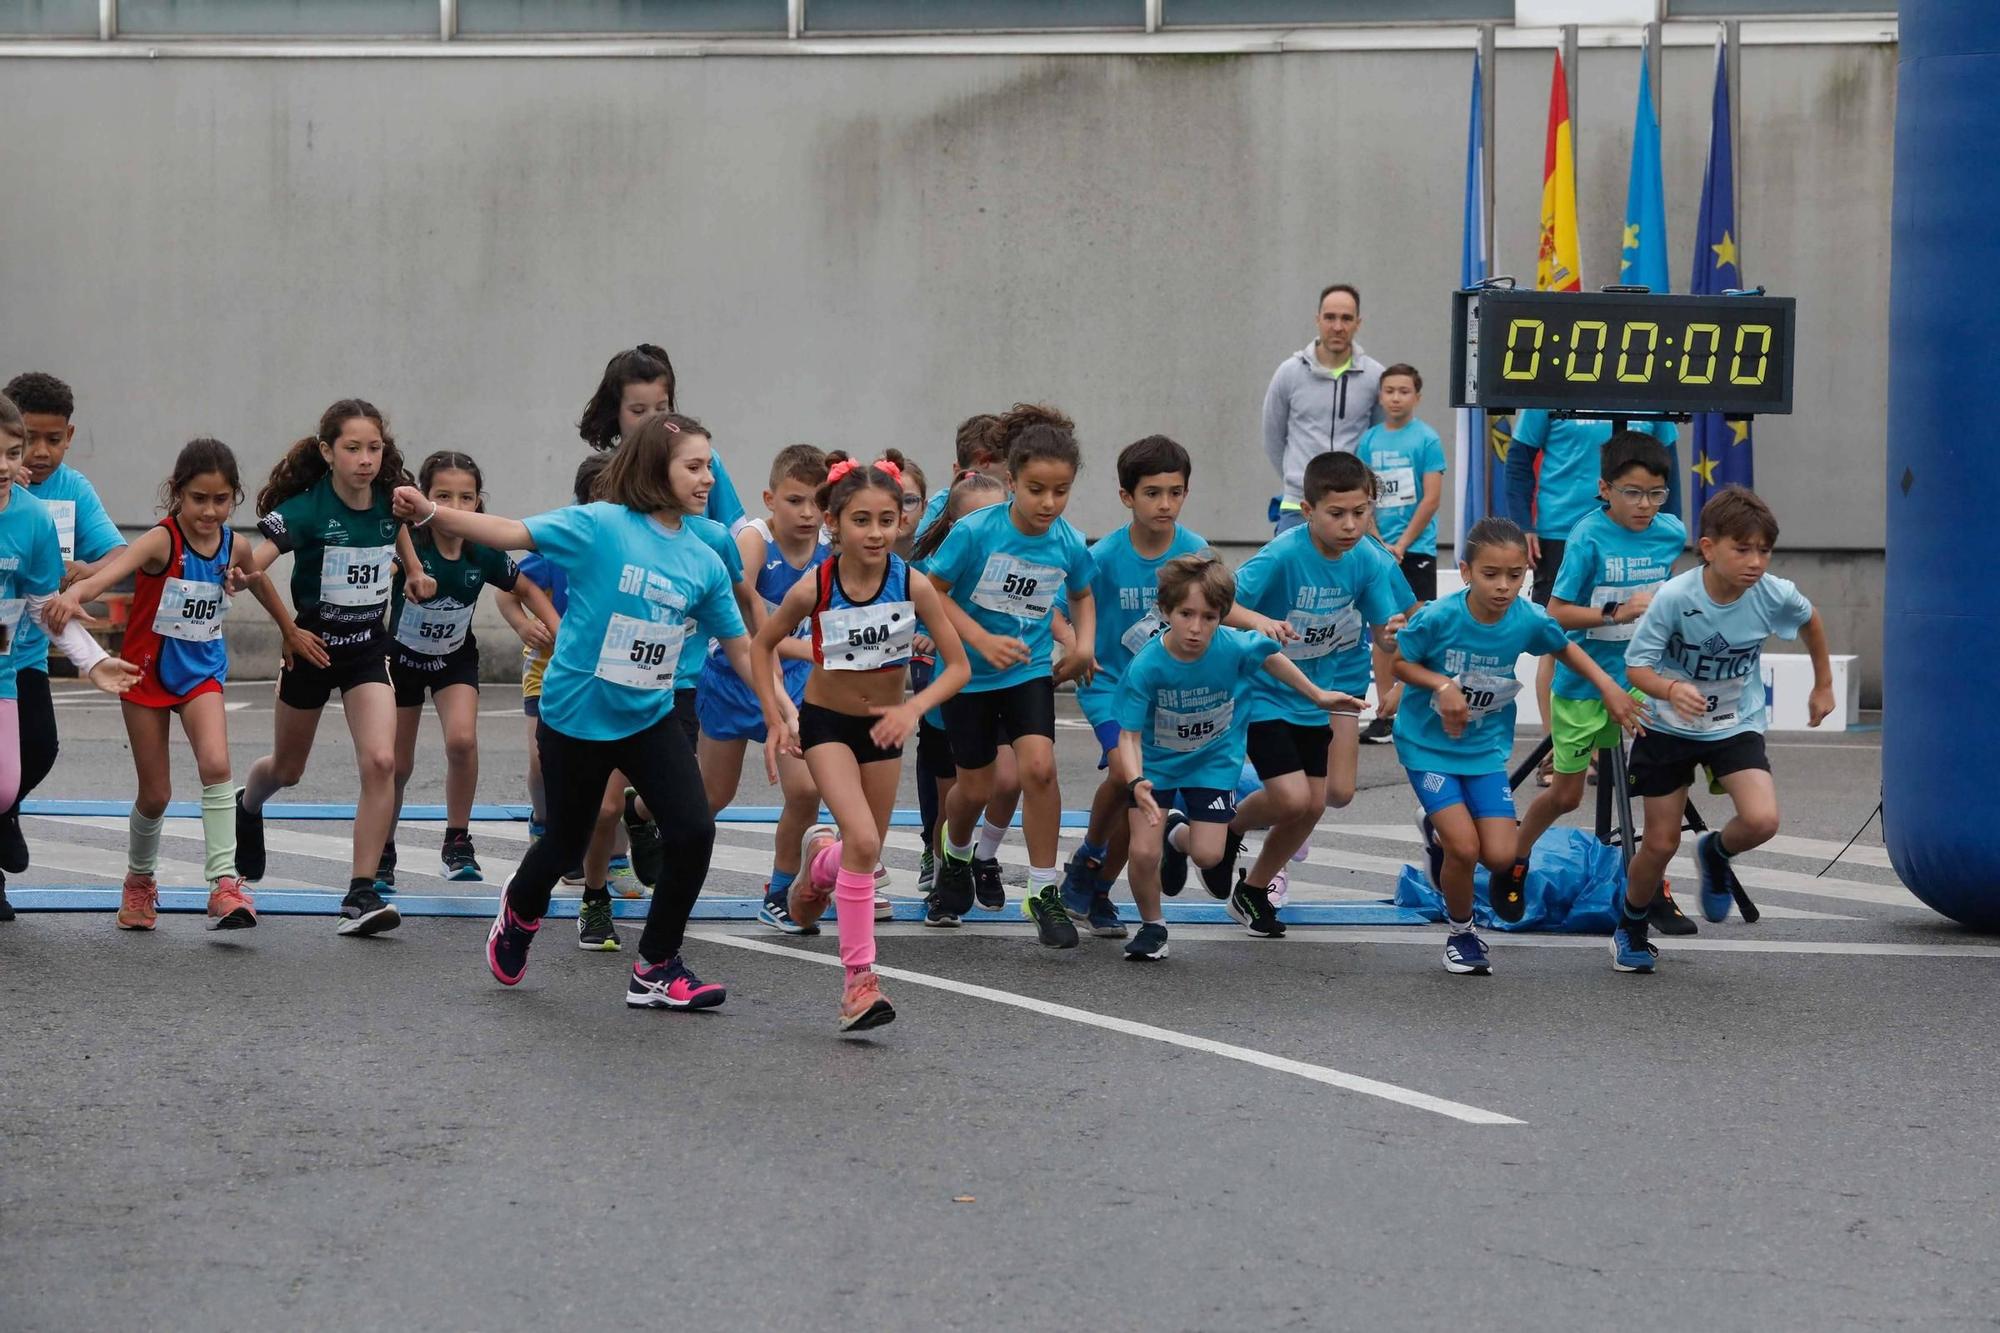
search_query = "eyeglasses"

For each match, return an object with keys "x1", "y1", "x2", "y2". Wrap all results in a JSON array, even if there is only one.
[
  {"x1": 1612, "y1": 486, "x2": 1670, "y2": 505},
  {"x1": 900, "y1": 493, "x2": 924, "y2": 511}
]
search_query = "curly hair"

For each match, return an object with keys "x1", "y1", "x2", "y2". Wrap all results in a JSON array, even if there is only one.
[{"x1": 257, "y1": 398, "x2": 412, "y2": 515}]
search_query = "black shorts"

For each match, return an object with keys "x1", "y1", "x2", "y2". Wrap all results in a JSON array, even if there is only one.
[
  {"x1": 917, "y1": 718, "x2": 956, "y2": 781},
  {"x1": 1626, "y1": 728, "x2": 1770, "y2": 799},
  {"x1": 939, "y1": 677, "x2": 1055, "y2": 771},
  {"x1": 277, "y1": 652, "x2": 391, "y2": 711},
  {"x1": 391, "y1": 643, "x2": 481, "y2": 708},
  {"x1": 1157, "y1": 786, "x2": 1236, "y2": 823},
  {"x1": 671, "y1": 688, "x2": 699, "y2": 749},
  {"x1": 1400, "y1": 551, "x2": 1438, "y2": 602},
  {"x1": 1531, "y1": 537, "x2": 1567, "y2": 608},
  {"x1": 799, "y1": 701, "x2": 903, "y2": 765},
  {"x1": 1246, "y1": 719, "x2": 1332, "y2": 781}
]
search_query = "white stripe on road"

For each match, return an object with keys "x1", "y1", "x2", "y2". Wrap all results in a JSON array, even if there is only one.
[{"x1": 690, "y1": 929, "x2": 1524, "y2": 1126}]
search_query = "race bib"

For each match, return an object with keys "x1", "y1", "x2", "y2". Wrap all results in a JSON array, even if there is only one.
[
  {"x1": 1281, "y1": 605, "x2": 1364, "y2": 662},
  {"x1": 154, "y1": 576, "x2": 228, "y2": 643},
  {"x1": 1119, "y1": 608, "x2": 1165, "y2": 656},
  {"x1": 1451, "y1": 670, "x2": 1522, "y2": 724},
  {"x1": 969, "y1": 554, "x2": 1063, "y2": 621},
  {"x1": 1659, "y1": 679, "x2": 1747, "y2": 733},
  {"x1": 1584, "y1": 581, "x2": 1665, "y2": 643},
  {"x1": 1153, "y1": 698, "x2": 1232, "y2": 753},
  {"x1": 818, "y1": 600, "x2": 915, "y2": 672},
  {"x1": 319, "y1": 544, "x2": 395, "y2": 608},
  {"x1": 765, "y1": 596, "x2": 813, "y2": 641},
  {"x1": 1375, "y1": 467, "x2": 1417, "y2": 510},
  {"x1": 45, "y1": 500, "x2": 77, "y2": 562},
  {"x1": 594, "y1": 613, "x2": 685, "y2": 690},
  {"x1": 0, "y1": 598, "x2": 23, "y2": 655},
  {"x1": 395, "y1": 602, "x2": 474, "y2": 656}
]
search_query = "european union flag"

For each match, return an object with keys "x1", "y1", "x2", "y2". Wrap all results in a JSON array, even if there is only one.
[{"x1": 1690, "y1": 35, "x2": 1752, "y2": 514}]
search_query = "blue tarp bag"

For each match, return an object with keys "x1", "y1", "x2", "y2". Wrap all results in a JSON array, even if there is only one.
[{"x1": 1393, "y1": 826, "x2": 1624, "y2": 933}]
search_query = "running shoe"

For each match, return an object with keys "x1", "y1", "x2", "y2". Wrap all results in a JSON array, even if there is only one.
[
  {"x1": 1061, "y1": 878, "x2": 1126, "y2": 937},
  {"x1": 609, "y1": 853, "x2": 631, "y2": 875},
  {"x1": 116, "y1": 872, "x2": 159, "y2": 931},
  {"x1": 874, "y1": 864, "x2": 893, "y2": 920},
  {"x1": 577, "y1": 894, "x2": 620, "y2": 951},
  {"x1": 921, "y1": 892, "x2": 961, "y2": 928},
  {"x1": 339, "y1": 885, "x2": 401, "y2": 938},
  {"x1": 915, "y1": 847, "x2": 937, "y2": 898},
  {"x1": 971, "y1": 856, "x2": 1006, "y2": 913},
  {"x1": 1648, "y1": 881, "x2": 1699, "y2": 936},
  {"x1": 205, "y1": 877, "x2": 256, "y2": 931},
  {"x1": 1123, "y1": 921, "x2": 1170, "y2": 961},
  {"x1": 1492, "y1": 858, "x2": 1529, "y2": 923},
  {"x1": 1417, "y1": 814, "x2": 1445, "y2": 891},
  {"x1": 758, "y1": 888, "x2": 820, "y2": 936},
  {"x1": 1359, "y1": 716, "x2": 1395, "y2": 746},
  {"x1": 1058, "y1": 845, "x2": 1102, "y2": 914},
  {"x1": 1611, "y1": 914, "x2": 1658, "y2": 973},
  {"x1": 790, "y1": 824, "x2": 838, "y2": 930},
  {"x1": 1023, "y1": 884, "x2": 1079, "y2": 948},
  {"x1": 528, "y1": 819, "x2": 546, "y2": 841},
  {"x1": 485, "y1": 887, "x2": 537, "y2": 981},
  {"x1": 1443, "y1": 925, "x2": 1491, "y2": 975},
  {"x1": 1198, "y1": 829, "x2": 1242, "y2": 900},
  {"x1": 621, "y1": 788, "x2": 665, "y2": 888},
  {"x1": 0, "y1": 811, "x2": 28, "y2": 874},
  {"x1": 626, "y1": 955, "x2": 726, "y2": 1010},
  {"x1": 1267, "y1": 866, "x2": 1291, "y2": 910},
  {"x1": 1695, "y1": 831, "x2": 1737, "y2": 924},
  {"x1": 373, "y1": 839, "x2": 398, "y2": 893},
  {"x1": 0, "y1": 880, "x2": 13, "y2": 922},
  {"x1": 933, "y1": 853, "x2": 975, "y2": 920},
  {"x1": 235, "y1": 791, "x2": 266, "y2": 883},
  {"x1": 1159, "y1": 810, "x2": 1191, "y2": 898},
  {"x1": 1227, "y1": 874, "x2": 1285, "y2": 938},
  {"x1": 560, "y1": 865, "x2": 588, "y2": 890},
  {"x1": 441, "y1": 831, "x2": 482, "y2": 883},
  {"x1": 839, "y1": 969, "x2": 896, "y2": 1033}
]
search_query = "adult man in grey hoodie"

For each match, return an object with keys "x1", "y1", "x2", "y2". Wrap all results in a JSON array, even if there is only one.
[{"x1": 1260, "y1": 283, "x2": 1386, "y2": 533}]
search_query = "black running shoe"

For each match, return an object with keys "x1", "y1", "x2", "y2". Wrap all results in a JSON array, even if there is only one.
[
  {"x1": 1228, "y1": 873, "x2": 1286, "y2": 938},
  {"x1": 1198, "y1": 829, "x2": 1242, "y2": 900},
  {"x1": 971, "y1": 856, "x2": 1006, "y2": 913},
  {"x1": 1123, "y1": 921, "x2": 1169, "y2": 961},
  {"x1": 621, "y1": 788, "x2": 665, "y2": 888},
  {"x1": 0, "y1": 878, "x2": 14, "y2": 922},
  {"x1": 0, "y1": 811, "x2": 27, "y2": 874},
  {"x1": 337, "y1": 886, "x2": 401, "y2": 937},
  {"x1": 934, "y1": 854, "x2": 975, "y2": 919},
  {"x1": 1648, "y1": 884, "x2": 1700, "y2": 937},
  {"x1": 1417, "y1": 814, "x2": 1445, "y2": 891},
  {"x1": 1359, "y1": 716, "x2": 1395, "y2": 746},
  {"x1": 440, "y1": 831, "x2": 481, "y2": 883},
  {"x1": 921, "y1": 892, "x2": 961, "y2": 928},
  {"x1": 235, "y1": 791, "x2": 266, "y2": 883},
  {"x1": 1159, "y1": 810, "x2": 1191, "y2": 897},
  {"x1": 1492, "y1": 859, "x2": 1528, "y2": 923},
  {"x1": 1023, "y1": 884, "x2": 1079, "y2": 949},
  {"x1": 577, "y1": 894, "x2": 621, "y2": 951},
  {"x1": 374, "y1": 839, "x2": 398, "y2": 893}
]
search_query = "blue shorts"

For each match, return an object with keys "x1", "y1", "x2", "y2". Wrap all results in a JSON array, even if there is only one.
[
  {"x1": 1155, "y1": 786, "x2": 1236, "y2": 824},
  {"x1": 1091, "y1": 718, "x2": 1120, "y2": 770},
  {"x1": 697, "y1": 655, "x2": 807, "y2": 743},
  {"x1": 1406, "y1": 768, "x2": 1515, "y2": 821}
]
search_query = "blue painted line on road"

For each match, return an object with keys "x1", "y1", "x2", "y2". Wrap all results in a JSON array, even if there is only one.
[
  {"x1": 20, "y1": 799, "x2": 1082, "y2": 828},
  {"x1": 6, "y1": 886, "x2": 1428, "y2": 927}
]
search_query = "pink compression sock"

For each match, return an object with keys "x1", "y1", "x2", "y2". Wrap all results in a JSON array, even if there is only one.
[
  {"x1": 834, "y1": 866, "x2": 877, "y2": 972},
  {"x1": 811, "y1": 837, "x2": 844, "y2": 891}
]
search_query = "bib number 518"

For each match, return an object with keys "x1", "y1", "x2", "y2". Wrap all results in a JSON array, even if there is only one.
[{"x1": 1002, "y1": 573, "x2": 1039, "y2": 598}]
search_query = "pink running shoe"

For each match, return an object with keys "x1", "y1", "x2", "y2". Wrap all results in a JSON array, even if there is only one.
[
  {"x1": 205, "y1": 877, "x2": 257, "y2": 931},
  {"x1": 486, "y1": 887, "x2": 540, "y2": 986},
  {"x1": 1268, "y1": 866, "x2": 1292, "y2": 910},
  {"x1": 839, "y1": 968, "x2": 896, "y2": 1033},
  {"x1": 789, "y1": 824, "x2": 838, "y2": 930},
  {"x1": 116, "y1": 872, "x2": 159, "y2": 931},
  {"x1": 626, "y1": 955, "x2": 726, "y2": 1010}
]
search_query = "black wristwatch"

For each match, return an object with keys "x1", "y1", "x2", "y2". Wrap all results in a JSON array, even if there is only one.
[
  {"x1": 1125, "y1": 776, "x2": 1147, "y2": 795},
  {"x1": 1601, "y1": 600, "x2": 1621, "y2": 624}
]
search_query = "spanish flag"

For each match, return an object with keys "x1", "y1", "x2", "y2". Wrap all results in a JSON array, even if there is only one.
[{"x1": 1537, "y1": 52, "x2": 1582, "y2": 293}]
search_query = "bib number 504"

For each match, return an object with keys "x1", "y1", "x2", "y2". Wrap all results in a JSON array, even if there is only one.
[{"x1": 848, "y1": 624, "x2": 892, "y2": 648}]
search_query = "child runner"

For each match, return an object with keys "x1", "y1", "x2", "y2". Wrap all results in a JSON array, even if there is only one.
[
  {"x1": 757, "y1": 453, "x2": 971, "y2": 1030},
  {"x1": 1393, "y1": 516, "x2": 1639, "y2": 975},
  {"x1": 1203, "y1": 451, "x2": 1417, "y2": 935},
  {"x1": 696, "y1": 444, "x2": 830, "y2": 934},
  {"x1": 1615, "y1": 487, "x2": 1832, "y2": 973},
  {"x1": 579, "y1": 343, "x2": 746, "y2": 533},
  {"x1": 48, "y1": 439, "x2": 273, "y2": 931},
  {"x1": 1505, "y1": 433, "x2": 1690, "y2": 928},
  {"x1": 1354, "y1": 364, "x2": 1446, "y2": 744},
  {"x1": 1058, "y1": 435, "x2": 1207, "y2": 940},
  {"x1": 0, "y1": 394, "x2": 139, "y2": 924},
  {"x1": 397, "y1": 412, "x2": 753, "y2": 1008},
  {"x1": 925, "y1": 419, "x2": 1098, "y2": 946},
  {"x1": 1119, "y1": 555, "x2": 1362, "y2": 957},
  {"x1": 0, "y1": 372, "x2": 128, "y2": 878},
  {"x1": 381, "y1": 450, "x2": 558, "y2": 885},
  {"x1": 237, "y1": 398, "x2": 432, "y2": 937}
]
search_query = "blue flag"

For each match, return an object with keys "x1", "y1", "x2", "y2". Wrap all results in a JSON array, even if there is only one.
[
  {"x1": 1690, "y1": 35, "x2": 1752, "y2": 514},
  {"x1": 1620, "y1": 41, "x2": 1670, "y2": 294},
  {"x1": 1453, "y1": 49, "x2": 1491, "y2": 554}
]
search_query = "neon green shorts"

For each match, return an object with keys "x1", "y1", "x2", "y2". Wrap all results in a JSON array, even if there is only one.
[{"x1": 1548, "y1": 688, "x2": 1645, "y2": 775}]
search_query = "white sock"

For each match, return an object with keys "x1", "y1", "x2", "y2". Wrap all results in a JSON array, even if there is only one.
[
  {"x1": 1167, "y1": 821, "x2": 1190, "y2": 854},
  {"x1": 946, "y1": 832, "x2": 974, "y2": 861},
  {"x1": 976, "y1": 819, "x2": 1008, "y2": 862},
  {"x1": 1028, "y1": 864, "x2": 1057, "y2": 892}
]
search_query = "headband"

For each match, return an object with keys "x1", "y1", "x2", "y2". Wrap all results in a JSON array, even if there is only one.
[{"x1": 825, "y1": 458, "x2": 905, "y2": 487}]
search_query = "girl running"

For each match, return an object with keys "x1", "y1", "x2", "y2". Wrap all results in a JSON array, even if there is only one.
[
  {"x1": 579, "y1": 343, "x2": 746, "y2": 533},
  {"x1": 394, "y1": 412, "x2": 754, "y2": 1009},
  {"x1": 237, "y1": 399, "x2": 431, "y2": 937},
  {"x1": 381, "y1": 450, "x2": 559, "y2": 885},
  {"x1": 924, "y1": 420, "x2": 1098, "y2": 946},
  {"x1": 48, "y1": 439, "x2": 272, "y2": 932},
  {"x1": 756, "y1": 453, "x2": 969, "y2": 1030}
]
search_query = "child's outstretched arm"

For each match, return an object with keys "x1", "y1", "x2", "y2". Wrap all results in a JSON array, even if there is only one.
[
  {"x1": 752, "y1": 577, "x2": 816, "y2": 780},
  {"x1": 234, "y1": 533, "x2": 329, "y2": 669},
  {"x1": 1799, "y1": 608, "x2": 1834, "y2": 727},
  {"x1": 1113, "y1": 730, "x2": 1161, "y2": 825},
  {"x1": 873, "y1": 578, "x2": 971, "y2": 751},
  {"x1": 926, "y1": 574, "x2": 1029, "y2": 671},
  {"x1": 393, "y1": 524, "x2": 437, "y2": 603},
  {"x1": 1394, "y1": 656, "x2": 1469, "y2": 738},
  {"x1": 44, "y1": 527, "x2": 173, "y2": 634},
  {"x1": 500, "y1": 573, "x2": 559, "y2": 655},
  {"x1": 1054, "y1": 586, "x2": 1098, "y2": 686},
  {"x1": 1261, "y1": 652, "x2": 1365, "y2": 717},
  {"x1": 390, "y1": 487, "x2": 534, "y2": 553},
  {"x1": 1556, "y1": 644, "x2": 1642, "y2": 731}
]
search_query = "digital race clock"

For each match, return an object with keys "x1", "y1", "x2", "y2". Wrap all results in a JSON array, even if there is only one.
[{"x1": 1451, "y1": 288, "x2": 1796, "y2": 416}]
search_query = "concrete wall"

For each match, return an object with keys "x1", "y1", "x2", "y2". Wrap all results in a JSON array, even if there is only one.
[{"x1": 0, "y1": 39, "x2": 1893, "y2": 698}]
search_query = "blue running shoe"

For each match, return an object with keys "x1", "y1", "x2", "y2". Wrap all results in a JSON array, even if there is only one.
[
  {"x1": 1418, "y1": 815, "x2": 1445, "y2": 891},
  {"x1": 1159, "y1": 810, "x2": 1191, "y2": 897},
  {"x1": 1611, "y1": 915, "x2": 1658, "y2": 972},
  {"x1": 758, "y1": 889, "x2": 820, "y2": 937},
  {"x1": 609, "y1": 852, "x2": 632, "y2": 875},
  {"x1": 1058, "y1": 846, "x2": 1102, "y2": 915},
  {"x1": 1695, "y1": 831, "x2": 1736, "y2": 923},
  {"x1": 1442, "y1": 926, "x2": 1491, "y2": 975},
  {"x1": 1064, "y1": 885, "x2": 1127, "y2": 939}
]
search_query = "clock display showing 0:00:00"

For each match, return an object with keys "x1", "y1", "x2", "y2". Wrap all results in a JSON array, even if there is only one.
[{"x1": 1500, "y1": 318, "x2": 1775, "y2": 386}]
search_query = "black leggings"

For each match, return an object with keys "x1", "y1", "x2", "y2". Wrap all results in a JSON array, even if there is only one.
[
  {"x1": 916, "y1": 720, "x2": 953, "y2": 847},
  {"x1": 5, "y1": 670, "x2": 57, "y2": 817},
  {"x1": 517, "y1": 713, "x2": 713, "y2": 964}
]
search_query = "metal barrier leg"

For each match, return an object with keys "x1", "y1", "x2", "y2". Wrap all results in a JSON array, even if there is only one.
[
  {"x1": 1608, "y1": 740, "x2": 1637, "y2": 872},
  {"x1": 1508, "y1": 736, "x2": 1554, "y2": 795}
]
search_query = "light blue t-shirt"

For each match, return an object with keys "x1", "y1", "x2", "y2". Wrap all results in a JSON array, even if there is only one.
[
  {"x1": 706, "y1": 452, "x2": 747, "y2": 535},
  {"x1": 1235, "y1": 527, "x2": 1414, "y2": 722},
  {"x1": 1072, "y1": 523, "x2": 1208, "y2": 726},
  {"x1": 925, "y1": 501, "x2": 1094, "y2": 694},
  {"x1": 1392, "y1": 589, "x2": 1569, "y2": 776},
  {"x1": 1550, "y1": 508, "x2": 1686, "y2": 699},
  {"x1": 522, "y1": 502, "x2": 745, "y2": 741},
  {"x1": 0, "y1": 489, "x2": 66, "y2": 701},
  {"x1": 1510, "y1": 413, "x2": 1678, "y2": 541},
  {"x1": 1117, "y1": 628, "x2": 1282, "y2": 792},
  {"x1": 1625, "y1": 566, "x2": 1812, "y2": 742},
  {"x1": 915, "y1": 487, "x2": 950, "y2": 544},
  {"x1": 1354, "y1": 420, "x2": 1447, "y2": 557},
  {"x1": 677, "y1": 514, "x2": 746, "y2": 687},
  {"x1": 13, "y1": 464, "x2": 124, "y2": 673}
]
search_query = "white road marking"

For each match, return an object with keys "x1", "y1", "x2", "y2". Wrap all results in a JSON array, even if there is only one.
[{"x1": 691, "y1": 929, "x2": 1524, "y2": 1126}]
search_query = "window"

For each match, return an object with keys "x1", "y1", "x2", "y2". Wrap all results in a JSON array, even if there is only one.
[
  {"x1": 116, "y1": 0, "x2": 438, "y2": 35},
  {"x1": 1166, "y1": 0, "x2": 1507, "y2": 23},
  {"x1": 0, "y1": 0, "x2": 97, "y2": 34},
  {"x1": 1667, "y1": 0, "x2": 1893, "y2": 12},
  {"x1": 458, "y1": 0, "x2": 787, "y2": 34},
  {"x1": 804, "y1": 0, "x2": 1144, "y2": 33}
]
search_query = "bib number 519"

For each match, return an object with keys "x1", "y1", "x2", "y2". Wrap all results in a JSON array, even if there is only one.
[{"x1": 629, "y1": 639, "x2": 670, "y2": 668}]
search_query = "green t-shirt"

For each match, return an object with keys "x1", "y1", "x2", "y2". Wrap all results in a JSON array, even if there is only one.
[
  {"x1": 389, "y1": 539, "x2": 518, "y2": 663},
  {"x1": 256, "y1": 477, "x2": 403, "y2": 658}
]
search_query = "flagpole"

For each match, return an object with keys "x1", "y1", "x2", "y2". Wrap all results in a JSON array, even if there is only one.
[
  {"x1": 1563, "y1": 24, "x2": 1580, "y2": 198},
  {"x1": 1480, "y1": 22, "x2": 1496, "y2": 273},
  {"x1": 1645, "y1": 19, "x2": 1661, "y2": 128},
  {"x1": 1726, "y1": 20, "x2": 1743, "y2": 279}
]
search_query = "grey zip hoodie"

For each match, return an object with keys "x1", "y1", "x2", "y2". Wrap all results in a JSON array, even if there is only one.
[{"x1": 1260, "y1": 341, "x2": 1386, "y2": 504}]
